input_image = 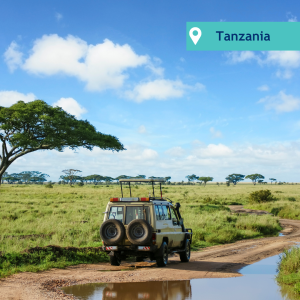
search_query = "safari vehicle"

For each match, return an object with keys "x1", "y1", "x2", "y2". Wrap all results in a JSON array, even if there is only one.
[{"x1": 100, "y1": 178, "x2": 192, "y2": 267}]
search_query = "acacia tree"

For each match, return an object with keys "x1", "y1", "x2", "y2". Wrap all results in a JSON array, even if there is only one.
[
  {"x1": 245, "y1": 174, "x2": 265, "y2": 185},
  {"x1": 198, "y1": 176, "x2": 214, "y2": 186},
  {"x1": 185, "y1": 174, "x2": 198, "y2": 182},
  {"x1": 225, "y1": 174, "x2": 245, "y2": 185},
  {"x1": 62, "y1": 169, "x2": 82, "y2": 186},
  {"x1": 0, "y1": 100, "x2": 125, "y2": 185},
  {"x1": 269, "y1": 178, "x2": 277, "y2": 184}
]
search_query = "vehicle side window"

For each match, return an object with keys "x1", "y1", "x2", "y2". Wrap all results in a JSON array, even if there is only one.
[
  {"x1": 170, "y1": 207, "x2": 179, "y2": 226},
  {"x1": 108, "y1": 206, "x2": 124, "y2": 222},
  {"x1": 162, "y1": 205, "x2": 171, "y2": 220},
  {"x1": 155, "y1": 205, "x2": 163, "y2": 220}
]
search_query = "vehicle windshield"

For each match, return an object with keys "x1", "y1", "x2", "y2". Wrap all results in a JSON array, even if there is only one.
[
  {"x1": 108, "y1": 206, "x2": 124, "y2": 222},
  {"x1": 125, "y1": 206, "x2": 150, "y2": 224}
]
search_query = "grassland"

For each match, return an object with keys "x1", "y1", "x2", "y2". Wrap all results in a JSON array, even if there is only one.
[
  {"x1": 245, "y1": 184, "x2": 300, "y2": 219},
  {"x1": 0, "y1": 182, "x2": 293, "y2": 277},
  {"x1": 277, "y1": 246, "x2": 300, "y2": 296}
]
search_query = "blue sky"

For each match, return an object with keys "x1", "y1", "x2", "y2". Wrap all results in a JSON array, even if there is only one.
[{"x1": 1, "y1": 0, "x2": 300, "y2": 182}]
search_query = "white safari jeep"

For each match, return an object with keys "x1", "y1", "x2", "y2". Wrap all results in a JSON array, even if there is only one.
[{"x1": 100, "y1": 179, "x2": 192, "y2": 267}]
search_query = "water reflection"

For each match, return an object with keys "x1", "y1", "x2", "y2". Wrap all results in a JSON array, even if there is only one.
[
  {"x1": 103, "y1": 281, "x2": 191, "y2": 300},
  {"x1": 63, "y1": 281, "x2": 191, "y2": 300},
  {"x1": 62, "y1": 253, "x2": 300, "y2": 300}
]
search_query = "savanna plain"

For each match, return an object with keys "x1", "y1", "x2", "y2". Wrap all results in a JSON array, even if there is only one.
[{"x1": 1, "y1": 182, "x2": 300, "y2": 298}]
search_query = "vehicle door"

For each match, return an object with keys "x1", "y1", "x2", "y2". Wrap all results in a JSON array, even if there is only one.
[
  {"x1": 170, "y1": 206, "x2": 185, "y2": 247},
  {"x1": 154, "y1": 204, "x2": 174, "y2": 247}
]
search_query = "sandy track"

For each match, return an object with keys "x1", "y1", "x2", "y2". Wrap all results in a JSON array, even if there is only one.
[{"x1": 1, "y1": 208, "x2": 300, "y2": 299}]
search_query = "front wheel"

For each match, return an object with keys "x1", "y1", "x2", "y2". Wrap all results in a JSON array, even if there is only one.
[
  {"x1": 110, "y1": 254, "x2": 121, "y2": 266},
  {"x1": 156, "y1": 242, "x2": 168, "y2": 267},
  {"x1": 180, "y1": 240, "x2": 190, "y2": 262}
]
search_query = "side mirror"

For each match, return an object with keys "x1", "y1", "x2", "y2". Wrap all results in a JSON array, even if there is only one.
[{"x1": 179, "y1": 218, "x2": 184, "y2": 226}]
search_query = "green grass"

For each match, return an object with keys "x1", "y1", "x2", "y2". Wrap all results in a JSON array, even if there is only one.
[
  {"x1": 0, "y1": 183, "x2": 289, "y2": 277},
  {"x1": 276, "y1": 246, "x2": 300, "y2": 296}
]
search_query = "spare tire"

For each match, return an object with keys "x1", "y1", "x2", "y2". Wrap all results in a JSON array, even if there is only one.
[
  {"x1": 100, "y1": 219, "x2": 125, "y2": 245},
  {"x1": 126, "y1": 219, "x2": 152, "y2": 245}
]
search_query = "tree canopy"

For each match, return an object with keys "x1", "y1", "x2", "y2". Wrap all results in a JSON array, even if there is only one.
[
  {"x1": 245, "y1": 174, "x2": 265, "y2": 185},
  {"x1": 198, "y1": 176, "x2": 213, "y2": 186},
  {"x1": 185, "y1": 174, "x2": 198, "y2": 182},
  {"x1": 269, "y1": 178, "x2": 277, "y2": 184},
  {"x1": 0, "y1": 100, "x2": 125, "y2": 183},
  {"x1": 225, "y1": 174, "x2": 245, "y2": 185},
  {"x1": 3, "y1": 171, "x2": 49, "y2": 184}
]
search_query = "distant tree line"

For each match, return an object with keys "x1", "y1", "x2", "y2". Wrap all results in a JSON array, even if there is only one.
[
  {"x1": 58, "y1": 170, "x2": 172, "y2": 186},
  {"x1": 1, "y1": 169, "x2": 282, "y2": 186},
  {"x1": 1, "y1": 171, "x2": 49, "y2": 184},
  {"x1": 184, "y1": 173, "x2": 280, "y2": 186}
]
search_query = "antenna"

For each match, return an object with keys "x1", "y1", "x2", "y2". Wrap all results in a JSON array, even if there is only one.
[
  {"x1": 120, "y1": 181, "x2": 123, "y2": 197},
  {"x1": 160, "y1": 182, "x2": 162, "y2": 199},
  {"x1": 152, "y1": 181, "x2": 155, "y2": 197}
]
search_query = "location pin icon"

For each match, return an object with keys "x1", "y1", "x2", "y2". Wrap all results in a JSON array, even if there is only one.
[{"x1": 189, "y1": 27, "x2": 202, "y2": 45}]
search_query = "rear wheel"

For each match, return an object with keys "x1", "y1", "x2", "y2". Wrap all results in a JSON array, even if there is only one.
[
  {"x1": 100, "y1": 219, "x2": 125, "y2": 245},
  {"x1": 110, "y1": 254, "x2": 121, "y2": 266},
  {"x1": 126, "y1": 219, "x2": 152, "y2": 245},
  {"x1": 156, "y1": 242, "x2": 168, "y2": 267},
  {"x1": 180, "y1": 240, "x2": 190, "y2": 262}
]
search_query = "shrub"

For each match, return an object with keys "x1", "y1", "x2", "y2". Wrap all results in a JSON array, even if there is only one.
[
  {"x1": 248, "y1": 189, "x2": 276, "y2": 204},
  {"x1": 203, "y1": 196, "x2": 213, "y2": 203},
  {"x1": 76, "y1": 182, "x2": 84, "y2": 187},
  {"x1": 45, "y1": 182, "x2": 53, "y2": 188},
  {"x1": 287, "y1": 197, "x2": 296, "y2": 202}
]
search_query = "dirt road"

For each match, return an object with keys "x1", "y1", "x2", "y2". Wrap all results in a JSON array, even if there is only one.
[{"x1": 1, "y1": 207, "x2": 300, "y2": 300}]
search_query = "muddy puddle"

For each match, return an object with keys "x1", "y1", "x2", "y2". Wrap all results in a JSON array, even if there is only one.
[{"x1": 62, "y1": 253, "x2": 299, "y2": 300}]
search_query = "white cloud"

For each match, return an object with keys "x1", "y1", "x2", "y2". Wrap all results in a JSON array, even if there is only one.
[
  {"x1": 138, "y1": 125, "x2": 147, "y2": 134},
  {"x1": 0, "y1": 90, "x2": 36, "y2": 107},
  {"x1": 265, "y1": 51, "x2": 300, "y2": 69},
  {"x1": 4, "y1": 42, "x2": 23, "y2": 72},
  {"x1": 180, "y1": 57, "x2": 185, "y2": 62},
  {"x1": 53, "y1": 97, "x2": 87, "y2": 118},
  {"x1": 210, "y1": 127, "x2": 223, "y2": 138},
  {"x1": 55, "y1": 12, "x2": 63, "y2": 21},
  {"x1": 287, "y1": 12, "x2": 297, "y2": 22},
  {"x1": 9, "y1": 35, "x2": 148, "y2": 91},
  {"x1": 5, "y1": 35, "x2": 203, "y2": 100},
  {"x1": 6, "y1": 140, "x2": 300, "y2": 182},
  {"x1": 257, "y1": 85, "x2": 270, "y2": 91},
  {"x1": 125, "y1": 79, "x2": 205, "y2": 103},
  {"x1": 258, "y1": 91, "x2": 300, "y2": 113},
  {"x1": 275, "y1": 69, "x2": 293, "y2": 79},
  {"x1": 225, "y1": 51, "x2": 257, "y2": 64},
  {"x1": 165, "y1": 146, "x2": 185, "y2": 157},
  {"x1": 192, "y1": 143, "x2": 233, "y2": 157},
  {"x1": 226, "y1": 50, "x2": 300, "y2": 79},
  {"x1": 145, "y1": 57, "x2": 164, "y2": 77}
]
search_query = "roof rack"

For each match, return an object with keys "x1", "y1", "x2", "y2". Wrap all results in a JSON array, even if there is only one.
[
  {"x1": 119, "y1": 178, "x2": 165, "y2": 183},
  {"x1": 118, "y1": 178, "x2": 166, "y2": 199}
]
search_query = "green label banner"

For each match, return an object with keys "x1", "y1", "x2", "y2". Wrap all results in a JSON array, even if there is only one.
[{"x1": 186, "y1": 22, "x2": 300, "y2": 51}]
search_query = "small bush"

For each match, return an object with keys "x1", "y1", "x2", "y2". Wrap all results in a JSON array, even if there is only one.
[
  {"x1": 76, "y1": 182, "x2": 84, "y2": 187},
  {"x1": 287, "y1": 197, "x2": 296, "y2": 202},
  {"x1": 203, "y1": 196, "x2": 213, "y2": 203},
  {"x1": 271, "y1": 207, "x2": 284, "y2": 216},
  {"x1": 45, "y1": 182, "x2": 53, "y2": 189},
  {"x1": 248, "y1": 189, "x2": 276, "y2": 204}
]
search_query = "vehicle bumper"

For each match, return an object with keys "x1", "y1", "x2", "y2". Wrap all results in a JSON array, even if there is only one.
[{"x1": 103, "y1": 245, "x2": 158, "y2": 253}]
